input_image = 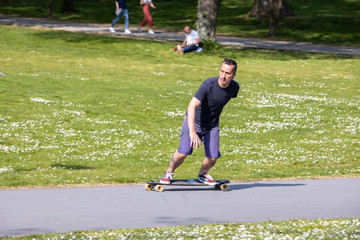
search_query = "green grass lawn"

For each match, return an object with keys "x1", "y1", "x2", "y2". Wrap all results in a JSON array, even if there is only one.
[
  {"x1": 0, "y1": 25, "x2": 359, "y2": 188},
  {"x1": 4, "y1": 218, "x2": 360, "y2": 239},
  {"x1": 0, "y1": 0, "x2": 359, "y2": 46}
]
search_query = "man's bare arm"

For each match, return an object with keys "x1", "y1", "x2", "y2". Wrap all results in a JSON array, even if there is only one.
[{"x1": 187, "y1": 97, "x2": 201, "y2": 149}]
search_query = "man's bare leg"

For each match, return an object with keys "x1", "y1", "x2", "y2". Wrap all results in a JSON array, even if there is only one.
[
  {"x1": 199, "y1": 157, "x2": 217, "y2": 175},
  {"x1": 166, "y1": 150, "x2": 188, "y2": 173}
]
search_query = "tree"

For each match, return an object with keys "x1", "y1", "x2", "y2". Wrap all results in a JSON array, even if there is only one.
[
  {"x1": 245, "y1": 0, "x2": 295, "y2": 37},
  {"x1": 279, "y1": 0, "x2": 296, "y2": 17},
  {"x1": 48, "y1": 0, "x2": 76, "y2": 17},
  {"x1": 61, "y1": 0, "x2": 76, "y2": 13},
  {"x1": 47, "y1": 0, "x2": 54, "y2": 17},
  {"x1": 196, "y1": 0, "x2": 222, "y2": 41}
]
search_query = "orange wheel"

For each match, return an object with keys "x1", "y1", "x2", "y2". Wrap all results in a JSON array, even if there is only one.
[
  {"x1": 220, "y1": 184, "x2": 229, "y2": 191},
  {"x1": 145, "y1": 184, "x2": 152, "y2": 191},
  {"x1": 155, "y1": 185, "x2": 164, "y2": 192}
]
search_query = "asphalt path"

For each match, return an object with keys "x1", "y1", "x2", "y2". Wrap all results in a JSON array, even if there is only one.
[
  {"x1": 1, "y1": 178, "x2": 359, "y2": 237},
  {"x1": 1, "y1": 15, "x2": 360, "y2": 55}
]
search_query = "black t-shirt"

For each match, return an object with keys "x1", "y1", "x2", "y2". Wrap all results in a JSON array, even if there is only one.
[
  {"x1": 193, "y1": 77, "x2": 239, "y2": 130},
  {"x1": 116, "y1": 0, "x2": 127, "y2": 9}
]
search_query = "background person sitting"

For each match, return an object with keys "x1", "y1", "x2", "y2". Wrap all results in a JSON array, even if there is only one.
[{"x1": 177, "y1": 26, "x2": 202, "y2": 55}]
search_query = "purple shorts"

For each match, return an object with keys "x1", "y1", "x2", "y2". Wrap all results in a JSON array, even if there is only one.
[{"x1": 177, "y1": 117, "x2": 221, "y2": 158}]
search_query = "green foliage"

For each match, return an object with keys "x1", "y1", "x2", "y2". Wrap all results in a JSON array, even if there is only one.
[{"x1": 202, "y1": 39, "x2": 223, "y2": 52}]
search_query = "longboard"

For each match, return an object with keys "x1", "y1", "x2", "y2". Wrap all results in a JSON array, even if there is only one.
[{"x1": 145, "y1": 179, "x2": 230, "y2": 192}]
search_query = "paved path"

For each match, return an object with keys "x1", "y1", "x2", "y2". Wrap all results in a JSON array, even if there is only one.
[
  {"x1": 1, "y1": 15, "x2": 360, "y2": 55},
  {"x1": 1, "y1": 178, "x2": 359, "y2": 237}
]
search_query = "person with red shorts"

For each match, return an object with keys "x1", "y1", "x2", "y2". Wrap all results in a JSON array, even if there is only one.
[
  {"x1": 139, "y1": 0, "x2": 156, "y2": 34},
  {"x1": 160, "y1": 59, "x2": 240, "y2": 185}
]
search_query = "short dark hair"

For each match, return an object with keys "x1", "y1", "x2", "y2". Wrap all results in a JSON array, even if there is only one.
[{"x1": 222, "y1": 58, "x2": 237, "y2": 73}]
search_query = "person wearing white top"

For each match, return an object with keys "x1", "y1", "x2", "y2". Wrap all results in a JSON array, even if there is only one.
[{"x1": 177, "y1": 26, "x2": 201, "y2": 55}]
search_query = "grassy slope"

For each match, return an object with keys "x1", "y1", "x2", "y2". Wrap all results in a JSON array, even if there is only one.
[{"x1": 0, "y1": 25, "x2": 359, "y2": 188}]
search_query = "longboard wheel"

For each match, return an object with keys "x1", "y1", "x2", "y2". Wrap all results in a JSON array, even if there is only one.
[
  {"x1": 215, "y1": 185, "x2": 221, "y2": 190},
  {"x1": 155, "y1": 185, "x2": 164, "y2": 192},
  {"x1": 145, "y1": 184, "x2": 153, "y2": 191},
  {"x1": 220, "y1": 184, "x2": 229, "y2": 191}
]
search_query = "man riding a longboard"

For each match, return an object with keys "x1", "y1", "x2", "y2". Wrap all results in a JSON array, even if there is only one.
[{"x1": 160, "y1": 58, "x2": 240, "y2": 185}]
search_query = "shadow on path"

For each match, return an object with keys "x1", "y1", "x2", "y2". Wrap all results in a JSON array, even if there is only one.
[
  {"x1": 154, "y1": 182, "x2": 305, "y2": 192},
  {"x1": 230, "y1": 182, "x2": 305, "y2": 191}
]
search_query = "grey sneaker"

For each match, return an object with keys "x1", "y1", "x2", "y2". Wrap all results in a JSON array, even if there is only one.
[{"x1": 109, "y1": 27, "x2": 115, "y2": 33}]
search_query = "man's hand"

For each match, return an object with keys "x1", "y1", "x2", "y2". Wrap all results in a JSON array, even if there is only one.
[{"x1": 189, "y1": 131, "x2": 200, "y2": 149}]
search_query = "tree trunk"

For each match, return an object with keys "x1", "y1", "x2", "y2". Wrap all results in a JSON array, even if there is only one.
[
  {"x1": 246, "y1": 0, "x2": 294, "y2": 18},
  {"x1": 47, "y1": 0, "x2": 54, "y2": 17},
  {"x1": 61, "y1": 0, "x2": 76, "y2": 13},
  {"x1": 245, "y1": 0, "x2": 267, "y2": 20},
  {"x1": 268, "y1": 0, "x2": 282, "y2": 37},
  {"x1": 280, "y1": 0, "x2": 296, "y2": 17},
  {"x1": 196, "y1": 0, "x2": 222, "y2": 41},
  {"x1": 245, "y1": 0, "x2": 283, "y2": 37}
]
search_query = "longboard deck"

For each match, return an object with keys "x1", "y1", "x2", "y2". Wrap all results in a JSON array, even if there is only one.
[
  {"x1": 146, "y1": 179, "x2": 229, "y2": 186},
  {"x1": 145, "y1": 179, "x2": 230, "y2": 192}
]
